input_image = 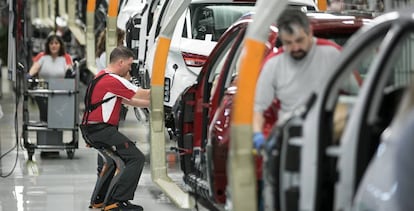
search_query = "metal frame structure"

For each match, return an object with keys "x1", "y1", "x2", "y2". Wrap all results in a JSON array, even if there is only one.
[
  {"x1": 149, "y1": 0, "x2": 195, "y2": 209},
  {"x1": 228, "y1": 0, "x2": 287, "y2": 210},
  {"x1": 105, "y1": 0, "x2": 119, "y2": 67},
  {"x1": 86, "y1": 0, "x2": 97, "y2": 74}
]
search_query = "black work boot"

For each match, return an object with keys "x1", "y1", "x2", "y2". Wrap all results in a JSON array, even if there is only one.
[
  {"x1": 103, "y1": 201, "x2": 143, "y2": 211},
  {"x1": 89, "y1": 195, "x2": 104, "y2": 209}
]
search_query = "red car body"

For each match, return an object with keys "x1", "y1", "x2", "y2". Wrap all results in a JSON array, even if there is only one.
[{"x1": 173, "y1": 11, "x2": 370, "y2": 204}]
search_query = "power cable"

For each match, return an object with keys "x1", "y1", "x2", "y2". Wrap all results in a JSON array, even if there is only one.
[
  {"x1": 0, "y1": 0, "x2": 28, "y2": 178},
  {"x1": 0, "y1": 64, "x2": 22, "y2": 178}
]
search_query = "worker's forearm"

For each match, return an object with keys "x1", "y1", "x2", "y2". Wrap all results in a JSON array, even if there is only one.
[
  {"x1": 253, "y1": 111, "x2": 265, "y2": 133},
  {"x1": 28, "y1": 62, "x2": 40, "y2": 76},
  {"x1": 123, "y1": 98, "x2": 150, "y2": 108},
  {"x1": 135, "y1": 89, "x2": 150, "y2": 100}
]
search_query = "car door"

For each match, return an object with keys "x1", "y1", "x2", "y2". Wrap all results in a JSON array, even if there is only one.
[
  {"x1": 334, "y1": 14, "x2": 414, "y2": 211},
  {"x1": 297, "y1": 11, "x2": 414, "y2": 211},
  {"x1": 265, "y1": 12, "x2": 391, "y2": 211},
  {"x1": 173, "y1": 21, "x2": 246, "y2": 176},
  {"x1": 350, "y1": 15, "x2": 414, "y2": 211}
]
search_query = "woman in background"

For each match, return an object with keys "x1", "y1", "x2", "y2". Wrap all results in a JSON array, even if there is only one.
[{"x1": 27, "y1": 34, "x2": 73, "y2": 122}]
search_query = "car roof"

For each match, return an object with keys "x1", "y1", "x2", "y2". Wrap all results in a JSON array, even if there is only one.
[
  {"x1": 190, "y1": 0, "x2": 317, "y2": 8},
  {"x1": 307, "y1": 12, "x2": 372, "y2": 32},
  {"x1": 237, "y1": 11, "x2": 371, "y2": 32},
  {"x1": 189, "y1": 0, "x2": 318, "y2": 13},
  {"x1": 288, "y1": 0, "x2": 319, "y2": 9},
  {"x1": 190, "y1": 0, "x2": 255, "y2": 3}
]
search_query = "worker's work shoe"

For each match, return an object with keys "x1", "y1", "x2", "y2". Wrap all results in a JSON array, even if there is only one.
[
  {"x1": 89, "y1": 201, "x2": 104, "y2": 209},
  {"x1": 103, "y1": 201, "x2": 143, "y2": 211},
  {"x1": 89, "y1": 196, "x2": 104, "y2": 209}
]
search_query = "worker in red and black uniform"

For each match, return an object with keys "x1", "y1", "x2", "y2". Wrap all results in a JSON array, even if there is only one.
[{"x1": 83, "y1": 46, "x2": 150, "y2": 211}]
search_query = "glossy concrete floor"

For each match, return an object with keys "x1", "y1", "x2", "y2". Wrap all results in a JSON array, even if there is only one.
[{"x1": 0, "y1": 69, "x2": 206, "y2": 211}]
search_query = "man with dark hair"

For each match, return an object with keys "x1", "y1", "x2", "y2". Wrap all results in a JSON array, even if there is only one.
[
  {"x1": 253, "y1": 9, "x2": 345, "y2": 149},
  {"x1": 82, "y1": 46, "x2": 150, "y2": 211}
]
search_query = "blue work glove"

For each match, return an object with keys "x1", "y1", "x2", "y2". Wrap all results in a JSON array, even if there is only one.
[
  {"x1": 253, "y1": 132, "x2": 265, "y2": 150},
  {"x1": 25, "y1": 73, "x2": 32, "y2": 80},
  {"x1": 65, "y1": 68, "x2": 76, "y2": 78}
]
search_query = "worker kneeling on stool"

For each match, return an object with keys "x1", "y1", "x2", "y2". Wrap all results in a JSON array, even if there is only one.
[{"x1": 80, "y1": 46, "x2": 150, "y2": 211}]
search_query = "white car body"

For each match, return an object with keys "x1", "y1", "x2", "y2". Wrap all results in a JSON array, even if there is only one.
[
  {"x1": 147, "y1": 0, "x2": 318, "y2": 109},
  {"x1": 117, "y1": 0, "x2": 147, "y2": 31}
]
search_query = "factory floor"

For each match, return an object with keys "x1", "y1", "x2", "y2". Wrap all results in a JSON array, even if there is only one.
[{"x1": 0, "y1": 68, "x2": 205, "y2": 211}]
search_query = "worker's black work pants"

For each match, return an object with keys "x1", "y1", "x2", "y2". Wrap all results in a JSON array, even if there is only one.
[
  {"x1": 86, "y1": 124, "x2": 145, "y2": 202},
  {"x1": 34, "y1": 96, "x2": 48, "y2": 122}
]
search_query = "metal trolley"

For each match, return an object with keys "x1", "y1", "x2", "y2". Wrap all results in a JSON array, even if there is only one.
[{"x1": 22, "y1": 68, "x2": 80, "y2": 160}]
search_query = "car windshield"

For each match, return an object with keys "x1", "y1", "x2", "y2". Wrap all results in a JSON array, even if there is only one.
[
  {"x1": 189, "y1": 3, "x2": 254, "y2": 41},
  {"x1": 325, "y1": 34, "x2": 354, "y2": 46}
]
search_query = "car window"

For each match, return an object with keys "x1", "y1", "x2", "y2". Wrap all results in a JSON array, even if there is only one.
[
  {"x1": 339, "y1": 29, "x2": 414, "y2": 194},
  {"x1": 288, "y1": 4, "x2": 317, "y2": 12},
  {"x1": 224, "y1": 44, "x2": 243, "y2": 89},
  {"x1": 387, "y1": 33, "x2": 414, "y2": 89},
  {"x1": 181, "y1": 14, "x2": 190, "y2": 38},
  {"x1": 373, "y1": 31, "x2": 414, "y2": 126},
  {"x1": 208, "y1": 37, "x2": 238, "y2": 83},
  {"x1": 327, "y1": 34, "x2": 354, "y2": 47},
  {"x1": 188, "y1": 3, "x2": 254, "y2": 41},
  {"x1": 208, "y1": 29, "x2": 242, "y2": 98},
  {"x1": 332, "y1": 35, "x2": 385, "y2": 143}
]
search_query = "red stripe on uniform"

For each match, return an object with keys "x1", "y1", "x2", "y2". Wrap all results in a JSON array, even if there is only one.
[
  {"x1": 64, "y1": 53, "x2": 73, "y2": 65},
  {"x1": 32, "y1": 52, "x2": 45, "y2": 62}
]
